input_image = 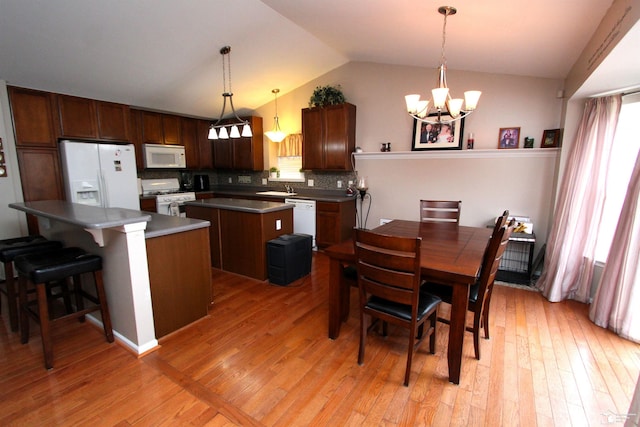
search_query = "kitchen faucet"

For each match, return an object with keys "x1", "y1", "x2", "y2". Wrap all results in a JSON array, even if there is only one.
[{"x1": 284, "y1": 184, "x2": 294, "y2": 194}]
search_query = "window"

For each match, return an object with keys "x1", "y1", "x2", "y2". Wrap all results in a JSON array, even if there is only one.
[{"x1": 594, "y1": 95, "x2": 640, "y2": 262}]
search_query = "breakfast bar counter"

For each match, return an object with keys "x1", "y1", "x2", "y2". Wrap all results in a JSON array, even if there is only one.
[{"x1": 9, "y1": 200, "x2": 213, "y2": 351}]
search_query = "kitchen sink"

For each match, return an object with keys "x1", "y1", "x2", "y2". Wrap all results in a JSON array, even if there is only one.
[{"x1": 256, "y1": 191, "x2": 297, "y2": 196}]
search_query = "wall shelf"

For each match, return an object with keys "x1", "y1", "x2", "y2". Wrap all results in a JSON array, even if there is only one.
[{"x1": 353, "y1": 148, "x2": 560, "y2": 161}]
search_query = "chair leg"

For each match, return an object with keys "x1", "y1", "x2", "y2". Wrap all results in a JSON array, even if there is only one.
[
  {"x1": 404, "y1": 327, "x2": 416, "y2": 386},
  {"x1": 73, "y1": 275, "x2": 86, "y2": 322},
  {"x1": 94, "y1": 271, "x2": 114, "y2": 343},
  {"x1": 473, "y1": 311, "x2": 482, "y2": 360},
  {"x1": 429, "y1": 312, "x2": 437, "y2": 354},
  {"x1": 35, "y1": 283, "x2": 54, "y2": 369},
  {"x1": 4, "y1": 262, "x2": 19, "y2": 332},
  {"x1": 358, "y1": 311, "x2": 366, "y2": 366},
  {"x1": 18, "y1": 275, "x2": 30, "y2": 344}
]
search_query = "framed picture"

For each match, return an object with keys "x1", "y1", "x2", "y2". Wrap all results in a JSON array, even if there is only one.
[
  {"x1": 498, "y1": 127, "x2": 520, "y2": 149},
  {"x1": 411, "y1": 114, "x2": 464, "y2": 151},
  {"x1": 541, "y1": 128, "x2": 563, "y2": 148}
]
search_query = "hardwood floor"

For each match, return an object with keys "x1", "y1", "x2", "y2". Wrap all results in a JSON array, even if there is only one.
[{"x1": 1, "y1": 252, "x2": 638, "y2": 426}]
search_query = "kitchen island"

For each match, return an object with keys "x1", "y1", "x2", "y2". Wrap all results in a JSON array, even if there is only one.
[
  {"x1": 9, "y1": 201, "x2": 211, "y2": 352},
  {"x1": 185, "y1": 198, "x2": 293, "y2": 280}
]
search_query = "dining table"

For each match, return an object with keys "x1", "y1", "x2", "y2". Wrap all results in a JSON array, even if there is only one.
[{"x1": 324, "y1": 219, "x2": 492, "y2": 384}]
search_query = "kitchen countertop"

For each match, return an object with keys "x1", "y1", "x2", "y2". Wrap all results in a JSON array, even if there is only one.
[
  {"x1": 201, "y1": 186, "x2": 356, "y2": 203},
  {"x1": 9, "y1": 200, "x2": 210, "y2": 239},
  {"x1": 10, "y1": 200, "x2": 151, "y2": 229},
  {"x1": 185, "y1": 197, "x2": 294, "y2": 214},
  {"x1": 144, "y1": 212, "x2": 210, "y2": 239}
]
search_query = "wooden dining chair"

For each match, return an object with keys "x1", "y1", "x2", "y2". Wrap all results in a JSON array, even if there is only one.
[
  {"x1": 354, "y1": 228, "x2": 442, "y2": 386},
  {"x1": 419, "y1": 200, "x2": 461, "y2": 223},
  {"x1": 422, "y1": 215, "x2": 515, "y2": 360}
]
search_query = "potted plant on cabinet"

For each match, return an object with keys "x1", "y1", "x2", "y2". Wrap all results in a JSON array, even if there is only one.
[
  {"x1": 309, "y1": 85, "x2": 346, "y2": 108},
  {"x1": 269, "y1": 167, "x2": 279, "y2": 178}
]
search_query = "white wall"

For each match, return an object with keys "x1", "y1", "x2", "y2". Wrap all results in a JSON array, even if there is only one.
[
  {"x1": 254, "y1": 62, "x2": 564, "y2": 256},
  {"x1": 0, "y1": 81, "x2": 27, "y2": 239}
]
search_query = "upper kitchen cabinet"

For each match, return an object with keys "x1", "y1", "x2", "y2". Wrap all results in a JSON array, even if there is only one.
[
  {"x1": 197, "y1": 119, "x2": 214, "y2": 169},
  {"x1": 213, "y1": 116, "x2": 263, "y2": 171},
  {"x1": 8, "y1": 86, "x2": 59, "y2": 148},
  {"x1": 302, "y1": 103, "x2": 356, "y2": 171},
  {"x1": 57, "y1": 95, "x2": 131, "y2": 141},
  {"x1": 137, "y1": 110, "x2": 182, "y2": 146}
]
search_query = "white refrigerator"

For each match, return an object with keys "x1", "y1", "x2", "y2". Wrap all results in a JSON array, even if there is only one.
[{"x1": 59, "y1": 140, "x2": 140, "y2": 210}]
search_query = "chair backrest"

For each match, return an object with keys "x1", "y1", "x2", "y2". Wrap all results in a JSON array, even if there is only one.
[
  {"x1": 354, "y1": 228, "x2": 422, "y2": 310},
  {"x1": 419, "y1": 200, "x2": 461, "y2": 224},
  {"x1": 476, "y1": 218, "x2": 516, "y2": 309}
]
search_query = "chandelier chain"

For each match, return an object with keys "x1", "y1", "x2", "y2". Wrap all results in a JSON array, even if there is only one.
[{"x1": 440, "y1": 10, "x2": 448, "y2": 66}]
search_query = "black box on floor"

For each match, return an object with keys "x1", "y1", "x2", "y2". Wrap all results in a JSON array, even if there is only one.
[{"x1": 267, "y1": 234, "x2": 312, "y2": 286}]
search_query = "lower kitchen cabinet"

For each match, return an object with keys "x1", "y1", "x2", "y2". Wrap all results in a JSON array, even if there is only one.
[
  {"x1": 146, "y1": 227, "x2": 212, "y2": 338},
  {"x1": 316, "y1": 200, "x2": 356, "y2": 248}
]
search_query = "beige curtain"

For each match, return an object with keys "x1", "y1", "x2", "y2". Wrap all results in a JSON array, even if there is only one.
[
  {"x1": 278, "y1": 133, "x2": 302, "y2": 157},
  {"x1": 589, "y1": 149, "x2": 640, "y2": 343},
  {"x1": 537, "y1": 95, "x2": 622, "y2": 302}
]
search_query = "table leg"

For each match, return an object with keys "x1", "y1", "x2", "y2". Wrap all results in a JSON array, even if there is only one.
[
  {"x1": 328, "y1": 257, "x2": 344, "y2": 339},
  {"x1": 448, "y1": 282, "x2": 470, "y2": 384}
]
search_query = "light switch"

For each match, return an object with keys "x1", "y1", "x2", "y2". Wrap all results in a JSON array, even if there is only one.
[
  {"x1": 308, "y1": 179, "x2": 314, "y2": 187},
  {"x1": 276, "y1": 219, "x2": 282, "y2": 230}
]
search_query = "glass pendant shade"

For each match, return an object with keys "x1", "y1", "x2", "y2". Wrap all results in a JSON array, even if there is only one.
[
  {"x1": 229, "y1": 125, "x2": 241, "y2": 138},
  {"x1": 265, "y1": 89, "x2": 287, "y2": 143},
  {"x1": 208, "y1": 126, "x2": 218, "y2": 140},
  {"x1": 241, "y1": 124, "x2": 253, "y2": 137},
  {"x1": 218, "y1": 126, "x2": 229, "y2": 139}
]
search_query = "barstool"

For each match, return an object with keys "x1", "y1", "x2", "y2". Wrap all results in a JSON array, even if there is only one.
[
  {"x1": 0, "y1": 236, "x2": 62, "y2": 332},
  {"x1": 15, "y1": 247, "x2": 114, "y2": 369}
]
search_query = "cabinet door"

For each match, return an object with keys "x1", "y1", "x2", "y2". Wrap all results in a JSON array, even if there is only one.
[
  {"x1": 140, "y1": 111, "x2": 164, "y2": 144},
  {"x1": 162, "y1": 114, "x2": 181, "y2": 145},
  {"x1": 16, "y1": 148, "x2": 65, "y2": 202},
  {"x1": 213, "y1": 139, "x2": 233, "y2": 169},
  {"x1": 96, "y1": 101, "x2": 131, "y2": 141},
  {"x1": 302, "y1": 108, "x2": 324, "y2": 170},
  {"x1": 197, "y1": 120, "x2": 213, "y2": 169},
  {"x1": 129, "y1": 109, "x2": 145, "y2": 170},
  {"x1": 9, "y1": 87, "x2": 59, "y2": 148},
  {"x1": 324, "y1": 104, "x2": 356, "y2": 170},
  {"x1": 57, "y1": 95, "x2": 98, "y2": 139},
  {"x1": 181, "y1": 117, "x2": 198, "y2": 168},
  {"x1": 233, "y1": 137, "x2": 254, "y2": 170},
  {"x1": 316, "y1": 208, "x2": 339, "y2": 248}
]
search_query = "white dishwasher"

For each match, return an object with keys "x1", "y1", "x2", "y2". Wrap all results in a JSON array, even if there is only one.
[{"x1": 285, "y1": 199, "x2": 316, "y2": 248}]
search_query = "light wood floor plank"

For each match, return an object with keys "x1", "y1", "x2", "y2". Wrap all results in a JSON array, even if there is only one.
[{"x1": 1, "y1": 251, "x2": 638, "y2": 426}]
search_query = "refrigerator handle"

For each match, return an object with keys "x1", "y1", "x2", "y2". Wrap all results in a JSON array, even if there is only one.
[{"x1": 99, "y1": 170, "x2": 109, "y2": 208}]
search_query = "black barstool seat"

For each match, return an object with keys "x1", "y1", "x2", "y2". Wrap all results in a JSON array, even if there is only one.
[
  {"x1": 15, "y1": 247, "x2": 114, "y2": 369},
  {"x1": 0, "y1": 236, "x2": 62, "y2": 332}
]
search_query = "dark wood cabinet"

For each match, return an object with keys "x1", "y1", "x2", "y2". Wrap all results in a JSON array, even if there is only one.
[
  {"x1": 57, "y1": 95, "x2": 98, "y2": 138},
  {"x1": 162, "y1": 114, "x2": 181, "y2": 145},
  {"x1": 129, "y1": 109, "x2": 145, "y2": 170},
  {"x1": 96, "y1": 101, "x2": 131, "y2": 141},
  {"x1": 140, "y1": 197, "x2": 157, "y2": 212},
  {"x1": 302, "y1": 103, "x2": 356, "y2": 171},
  {"x1": 316, "y1": 200, "x2": 356, "y2": 248},
  {"x1": 197, "y1": 120, "x2": 214, "y2": 169},
  {"x1": 9, "y1": 87, "x2": 59, "y2": 148},
  {"x1": 181, "y1": 117, "x2": 198, "y2": 168},
  {"x1": 57, "y1": 95, "x2": 131, "y2": 141},
  {"x1": 212, "y1": 116, "x2": 263, "y2": 171},
  {"x1": 137, "y1": 110, "x2": 182, "y2": 146},
  {"x1": 16, "y1": 148, "x2": 66, "y2": 234}
]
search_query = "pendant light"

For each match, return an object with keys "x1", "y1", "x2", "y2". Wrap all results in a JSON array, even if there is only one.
[
  {"x1": 405, "y1": 6, "x2": 481, "y2": 124},
  {"x1": 265, "y1": 89, "x2": 287, "y2": 143},
  {"x1": 208, "y1": 46, "x2": 252, "y2": 140}
]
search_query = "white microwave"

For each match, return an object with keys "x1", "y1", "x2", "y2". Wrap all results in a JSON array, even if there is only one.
[{"x1": 143, "y1": 144, "x2": 186, "y2": 169}]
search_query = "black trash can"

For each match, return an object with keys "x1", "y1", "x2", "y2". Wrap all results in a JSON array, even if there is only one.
[{"x1": 267, "y1": 234, "x2": 312, "y2": 286}]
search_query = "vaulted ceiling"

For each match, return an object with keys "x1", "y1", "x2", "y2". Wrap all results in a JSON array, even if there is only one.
[{"x1": 0, "y1": 0, "x2": 636, "y2": 119}]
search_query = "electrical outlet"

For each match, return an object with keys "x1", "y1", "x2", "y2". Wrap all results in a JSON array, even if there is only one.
[
  {"x1": 308, "y1": 179, "x2": 314, "y2": 187},
  {"x1": 276, "y1": 219, "x2": 282, "y2": 230},
  {"x1": 337, "y1": 180, "x2": 342, "y2": 188},
  {"x1": 262, "y1": 178, "x2": 267, "y2": 185},
  {"x1": 228, "y1": 177, "x2": 232, "y2": 184},
  {"x1": 348, "y1": 180, "x2": 353, "y2": 186}
]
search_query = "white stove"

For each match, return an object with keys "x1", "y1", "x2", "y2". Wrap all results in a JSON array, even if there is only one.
[{"x1": 141, "y1": 178, "x2": 196, "y2": 216}]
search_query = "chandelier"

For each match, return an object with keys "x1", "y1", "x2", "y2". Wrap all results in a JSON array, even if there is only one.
[
  {"x1": 208, "y1": 46, "x2": 252, "y2": 140},
  {"x1": 405, "y1": 6, "x2": 481, "y2": 124},
  {"x1": 264, "y1": 88, "x2": 287, "y2": 143}
]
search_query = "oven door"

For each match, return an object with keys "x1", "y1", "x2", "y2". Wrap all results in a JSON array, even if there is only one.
[{"x1": 156, "y1": 201, "x2": 186, "y2": 217}]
